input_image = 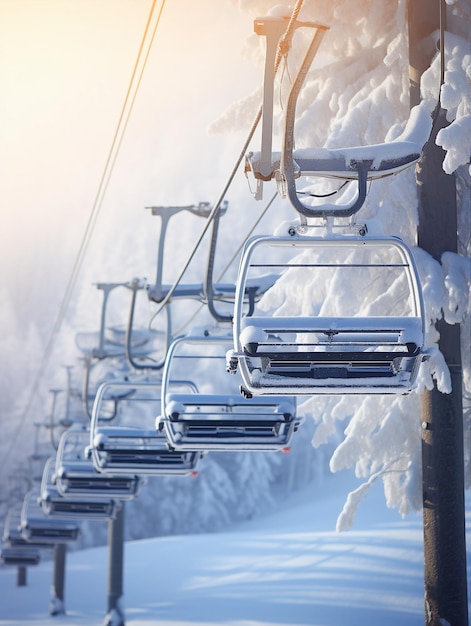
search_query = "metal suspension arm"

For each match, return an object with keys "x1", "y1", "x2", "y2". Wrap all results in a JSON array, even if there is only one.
[{"x1": 125, "y1": 278, "x2": 170, "y2": 371}]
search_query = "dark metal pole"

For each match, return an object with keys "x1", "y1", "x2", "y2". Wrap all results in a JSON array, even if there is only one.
[
  {"x1": 408, "y1": 1, "x2": 468, "y2": 624},
  {"x1": 50, "y1": 543, "x2": 66, "y2": 616},
  {"x1": 105, "y1": 503, "x2": 125, "y2": 626},
  {"x1": 16, "y1": 566, "x2": 27, "y2": 587}
]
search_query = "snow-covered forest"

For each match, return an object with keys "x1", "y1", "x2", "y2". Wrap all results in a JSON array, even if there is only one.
[{"x1": 0, "y1": 0, "x2": 470, "y2": 559}]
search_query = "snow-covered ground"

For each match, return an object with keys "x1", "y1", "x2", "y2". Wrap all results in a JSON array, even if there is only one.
[{"x1": 1, "y1": 473, "x2": 469, "y2": 626}]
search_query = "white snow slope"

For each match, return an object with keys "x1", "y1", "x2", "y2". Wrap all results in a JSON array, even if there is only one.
[{"x1": 1, "y1": 474, "x2": 470, "y2": 626}]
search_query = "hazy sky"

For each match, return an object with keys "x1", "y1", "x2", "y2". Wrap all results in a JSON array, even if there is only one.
[
  {"x1": 0, "y1": 0, "x2": 282, "y2": 452},
  {"x1": 0, "y1": 0, "x2": 264, "y2": 327}
]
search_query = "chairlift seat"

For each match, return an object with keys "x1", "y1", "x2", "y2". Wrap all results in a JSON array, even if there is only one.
[
  {"x1": 159, "y1": 393, "x2": 299, "y2": 451},
  {"x1": 1, "y1": 545, "x2": 41, "y2": 566},
  {"x1": 231, "y1": 315, "x2": 423, "y2": 394},
  {"x1": 248, "y1": 140, "x2": 422, "y2": 183},
  {"x1": 90, "y1": 380, "x2": 202, "y2": 475},
  {"x1": 40, "y1": 483, "x2": 119, "y2": 520},
  {"x1": 160, "y1": 331, "x2": 300, "y2": 451},
  {"x1": 56, "y1": 465, "x2": 142, "y2": 498},
  {"x1": 55, "y1": 457, "x2": 143, "y2": 498},
  {"x1": 56, "y1": 428, "x2": 143, "y2": 496},
  {"x1": 3, "y1": 509, "x2": 54, "y2": 551},
  {"x1": 40, "y1": 459, "x2": 122, "y2": 520},
  {"x1": 4, "y1": 534, "x2": 53, "y2": 550},
  {"x1": 90, "y1": 426, "x2": 202, "y2": 475},
  {"x1": 21, "y1": 493, "x2": 81, "y2": 543}
]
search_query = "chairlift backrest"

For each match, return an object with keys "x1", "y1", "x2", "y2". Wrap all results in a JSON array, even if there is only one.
[{"x1": 229, "y1": 234, "x2": 427, "y2": 395}]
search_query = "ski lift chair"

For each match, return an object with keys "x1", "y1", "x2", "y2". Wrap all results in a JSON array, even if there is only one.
[
  {"x1": 40, "y1": 458, "x2": 120, "y2": 521},
  {"x1": 246, "y1": 12, "x2": 431, "y2": 216},
  {"x1": 228, "y1": 235, "x2": 427, "y2": 396},
  {"x1": 248, "y1": 103, "x2": 432, "y2": 219},
  {"x1": 0, "y1": 544, "x2": 41, "y2": 567},
  {"x1": 75, "y1": 282, "x2": 156, "y2": 360},
  {"x1": 90, "y1": 380, "x2": 202, "y2": 476},
  {"x1": 1, "y1": 506, "x2": 50, "y2": 566},
  {"x1": 144, "y1": 202, "x2": 279, "y2": 324},
  {"x1": 158, "y1": 330, "x2": 299, "y2": 451},
  {"x1": 20, "y1": 490, "x2": 81, "y2": 544},
  {"x1": 3, "y1": 506, "x2": 53, "y2": 550},
  {"x1": 145, "y1": 202, "x2": 235, "y2": 305},
  {"x1": 55, "y1": 426, "x2": 143, "y2": 497}
]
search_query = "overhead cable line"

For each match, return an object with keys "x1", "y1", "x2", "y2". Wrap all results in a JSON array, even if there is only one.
[
  {"x1": 148, "y1": 0, "x2": 305, "y2": 329},
  {"x1": 3, "y1": 0, "x2": 165, "y2": 468},
  {"x1": 56, "y1": 0, "x2": 165, "y2": 333}
]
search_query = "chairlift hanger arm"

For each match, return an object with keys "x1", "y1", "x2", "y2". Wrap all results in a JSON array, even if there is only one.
[
  {"x1": 204, "y1": 207, "x2": 272, "y2": 322},
  {"x1": 145, "y1": 199, "x2": 251, "y2": 324},
  {"x1": 47, "y1": 388, "x2": 63, "y2": 451},
  {"x1": 81, "y1": 357, "x2": 95, "y2": 420},
  {"x1": 279, "y1": 21, "x2": 362, "y2": 218},
  {"x1": 204, "y1": 202, "x2": 245, "y2": 323},
  {"x1": 125, "y1": 278, "x2": 169, "y2": 371},
  {"x1": 93, "y1": 282, "x2": 130, "y2": 360},
  {"x1": 146, "y1": 202, "x2": 223, "y2": 301},
  {"x1": 252, "y1": 12, "x2": 329, "y2": 196}
]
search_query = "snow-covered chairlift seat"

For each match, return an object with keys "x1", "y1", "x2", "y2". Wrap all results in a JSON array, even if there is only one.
[
  {"x1": 90, "y1": 381, "x2": 202, "y2": 475},
  {"x1": 41, "y1": 492, "x2": 119, "y2": 520},
  {"x1": 90, "y1": 426, "x2": 202, "y2": 475},
  {"x1": 40, "y1": 458, "x2": 120, "y2": 520},
  {"x1": 249, "y1": 104, "x2": 431, "y2": 217},
  {"x1": 2, "y1": 506, "x2": 52, "y2": 566},
  {"x1": 55, "y1": 429, "x2": 143, "y2": 497},
  {"x1": 0, "y1": 545, "x2": 41, "y2": 567},
  {"x1": 159, "y1": 393, "x2": 298, "y2": 451},
  {"x1": 158, "y1": 331, "x2": 299, "y2": 451},
  {"x1": 20, "y1": 490, "x2": 81, "y2": 543},
  {"x1": 229, "y1": 235, "x2": 427, "y2": 396}
]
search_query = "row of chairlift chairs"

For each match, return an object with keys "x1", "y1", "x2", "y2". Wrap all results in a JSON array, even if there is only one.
[
  {"x1": 2, "y1": 12, "x2": 431, "y2": 569},
  {"x1": 90, "y1": 12, "x2": 430, "y2": 479}
]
